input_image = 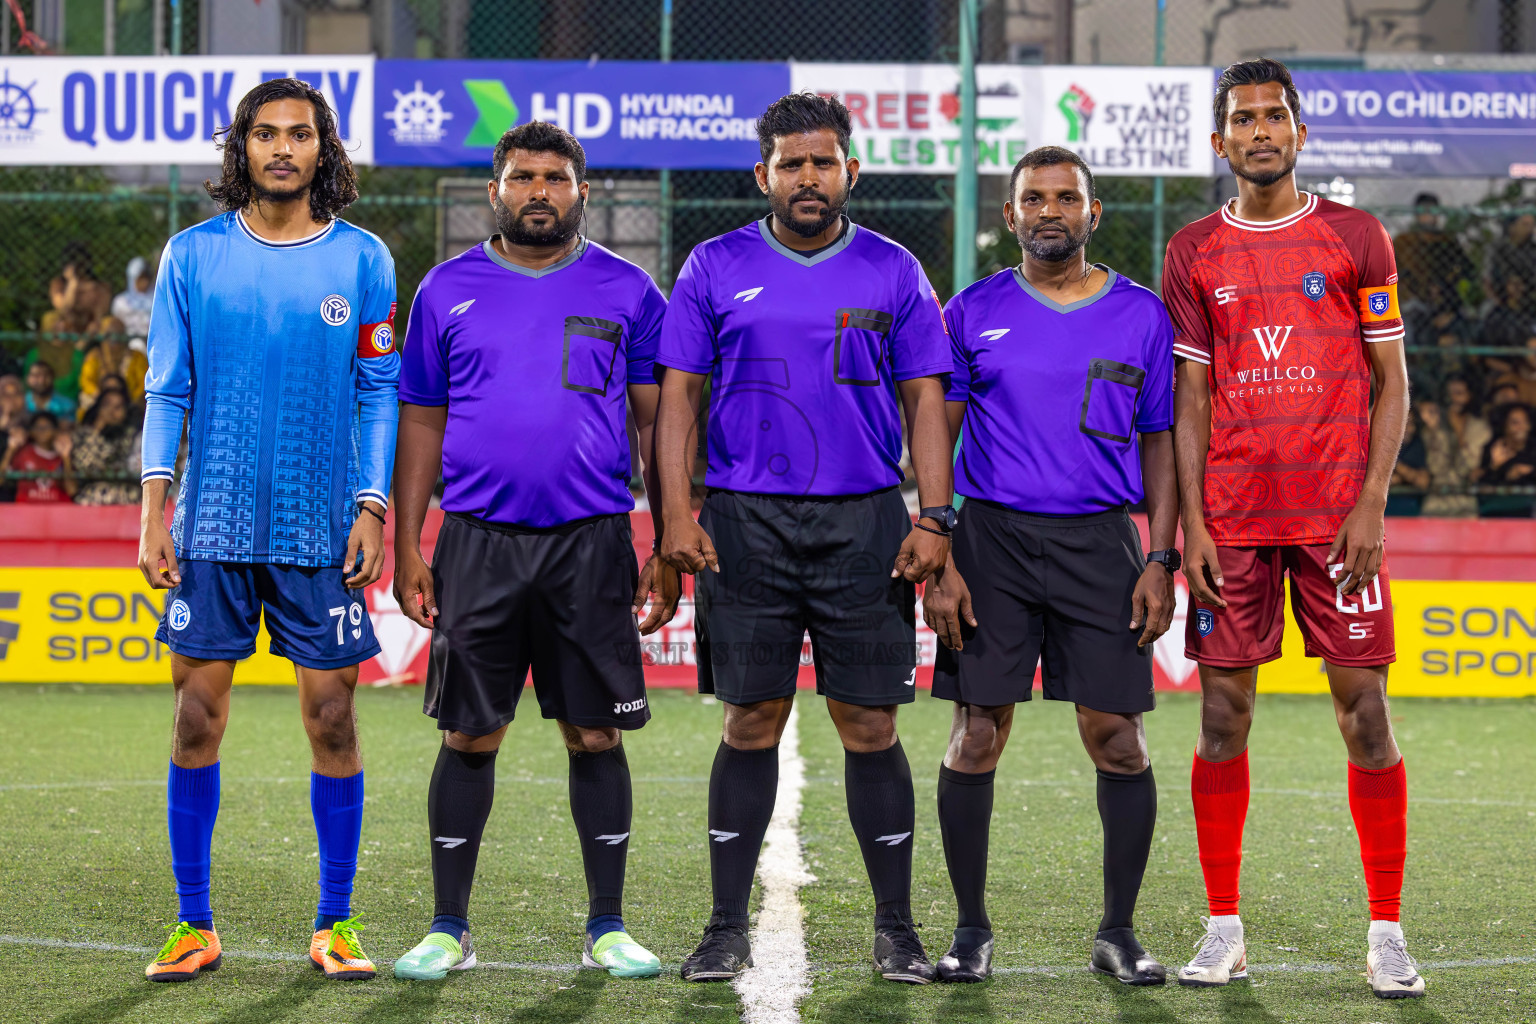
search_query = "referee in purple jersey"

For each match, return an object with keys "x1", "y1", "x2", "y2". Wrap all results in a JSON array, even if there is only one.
[
  {"x1": 390, "y1": 123, "x2": 679, "y2": 980},
  {"x1": 653, "y1": 93, "x2": 955, "y2": 985},
  {"x1": 924, "y1": 147, "x2": 1180, "y2": 983}
]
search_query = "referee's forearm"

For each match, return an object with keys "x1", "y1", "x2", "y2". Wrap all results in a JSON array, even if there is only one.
[
  {"x1": 393, "y1": 404, "x2": 446, "y2": 553},
  {"x1": 903, "y1": 376, "x2": 953, "y2": 508},
  {"x1": 1140, "y1": 430, "x2": 1178, "y2": 551},
  {"x1": 655, "y1": 370, "x2": 704, "y2": 528}
]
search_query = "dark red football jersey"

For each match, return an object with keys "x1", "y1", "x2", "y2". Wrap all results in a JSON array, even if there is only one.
[{"x1": 1163, "y1": 194, "x2": 1404, "y2": 546}]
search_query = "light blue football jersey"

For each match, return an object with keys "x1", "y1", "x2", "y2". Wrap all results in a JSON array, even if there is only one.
[{"x1": 142, "y1": 211, "x2": 399, "y2": 568}]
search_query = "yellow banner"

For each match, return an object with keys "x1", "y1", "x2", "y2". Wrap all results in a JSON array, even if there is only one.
[
  {"x1": 1240, "y1": 579, "x2": 1536, "y2": 698},
  {"x1": 2, "y1": 568, "x2": 1535, "y2": 696},
  {"x1": 0, "y1": 568, "x2": 295, "y2": 683}
]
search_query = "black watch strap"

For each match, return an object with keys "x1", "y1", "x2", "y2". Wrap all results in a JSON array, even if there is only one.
[{"x1": 1147, "y1": 548, "x2": 1181, "y2": 572}]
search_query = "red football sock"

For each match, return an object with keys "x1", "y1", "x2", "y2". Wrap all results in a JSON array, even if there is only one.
[
  {"x1": 1348, "y1": 759, "x2": 1407, "y2": 922},
  {"x1": 1191, "y1": 750, "x2": 1249, "y2": 916}
]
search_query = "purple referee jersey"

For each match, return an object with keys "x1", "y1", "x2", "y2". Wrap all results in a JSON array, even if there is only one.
[
  {"x1": 399, "y1": 236, "x2": 666, "y2": 527},
  {"x1": 944, "y1": 266, "x2": 1175, "y2": 515},
  {"x1": 657, "y1": 216, "x2": 951, "y2": 496}
]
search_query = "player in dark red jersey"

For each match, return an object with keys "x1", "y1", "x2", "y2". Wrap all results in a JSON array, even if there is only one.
[{"x1": 1164, "y1": 59, "x2": 1422, "y2": 999}]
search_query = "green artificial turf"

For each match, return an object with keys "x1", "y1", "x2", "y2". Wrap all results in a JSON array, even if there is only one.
[{"x1": 0, "y1": 684, "x2": 1531, "y2": 1023}]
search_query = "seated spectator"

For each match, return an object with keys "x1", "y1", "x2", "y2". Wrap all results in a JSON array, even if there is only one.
[
  {"x1": 1, "y1": 410, "x2": 73, "y2": 503},
  {"x1": 1481, "y1": 276, "x2": 1536, "y2": 378},
  {"x1": 1493, "y1": 337, "x2": 1536, "y2": 407},
  {"x1": 1475, "y1": 402, "x2": 1536, "y2": 517},
  {"x1": 110, "y1": 256, "x2": 155, "y2": 342},
  {"x1": 0, "y1": 374, "x2": 22, "y2": 424},
  {"x1": 1394, "y1": 192, "x2": 1473, "y2": 306},
  {"x1": 1418, "y1": 390, "x2": 1483, "y2": 517},
  {"x1": 45, "y1": 243, "x2": 111, "y2": 329},
  {"x1": 1489, "y1": 380, "x2": 1520, "y2": 408},
  {"x1": 1387, "y1": 405, "x2": 1429, "y2": 516},
  {"x1": 78, "y1": 318, "x2": 148, "y2": 415},
  {"x1": 72, "y1": 389, "x2": 141, "y2": 506},
  {"x1": 23, "y1": 361, "x2": 75, "y2": 417},
  {"x1": 1489, "y1": 213, "x2": 1536, "y2": 314}
]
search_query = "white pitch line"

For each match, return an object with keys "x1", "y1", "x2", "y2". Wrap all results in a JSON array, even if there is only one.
[{"x1": 733, "y1": 701, "x2": 814, "y2": 1024}]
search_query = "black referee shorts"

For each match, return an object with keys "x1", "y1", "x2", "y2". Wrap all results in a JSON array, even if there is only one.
[
  {"x1": 931, "y1": 500, "x2": 1155, "y2": 714},
  {"x1": 423, "y1": 511, "x2": 650, "y2": 735},
  {"x1": 695, "y1": 487, "x2": 918, "y2": 707}
]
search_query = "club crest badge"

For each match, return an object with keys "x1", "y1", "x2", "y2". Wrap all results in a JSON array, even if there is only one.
[
  {"x1": 1302, "y1": 272, "x2": 1326, "y2": 301},
  {"x1": 1196, "y1": 608, "x2": 1215, "y2": 637},
  {"x1": 1368, "y1": 291, "x2": 1390, "y2": 315}
]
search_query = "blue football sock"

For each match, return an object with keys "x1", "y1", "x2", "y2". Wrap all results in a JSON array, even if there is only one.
[
  {"x1": 430, "y1": 914, "x2": 469, "y2": 943},
  {"x1": 587, "y1": 913, "x2": 626, "y2": 942},
  {"x1": 311, "y1": 771, "x2": 364, "y2": 932},
  {"x1": 167, "y1": 761, "x2": 220, "y2": 929}
]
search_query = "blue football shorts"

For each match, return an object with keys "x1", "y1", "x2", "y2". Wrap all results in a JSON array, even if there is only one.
[{"x1": 155, "y1": 560, "x2": 380, "y2": 669}]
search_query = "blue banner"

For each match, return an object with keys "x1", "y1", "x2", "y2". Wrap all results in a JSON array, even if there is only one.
[
  {"x1": 1293, "y1": 70, "x2": 1536, "y2": 178},
  {"x1": 373, "y1": 60, "x2": 789, "y2": 169}
]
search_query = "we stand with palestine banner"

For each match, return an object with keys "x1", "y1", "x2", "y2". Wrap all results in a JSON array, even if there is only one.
[{"x1": 3, "y1": 56, "x2": 1534, "y2": 178}]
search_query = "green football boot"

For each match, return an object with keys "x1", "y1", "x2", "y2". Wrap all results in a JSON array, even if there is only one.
[
  {"x1": 393, "y1": 931, "x2": 476, "y2": 980},
  {"x1": 583, "y1": 930, "x2": 661, "y2": 978}
]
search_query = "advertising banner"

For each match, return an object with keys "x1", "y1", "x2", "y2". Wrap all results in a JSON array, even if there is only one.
[
  {"x1": 0, "y1": 56, "x2": 374, "y2": 166},
  {"x1": 789, "y1": 63, "x2": 1214, "y2": 177},
  {"x1": 373, "y1": 59, "x2": 787, "y2": 169},
  {"x1": 4, "y1": 564, "x2": 1534, "y2": 698},
  {"x1": 1293, "y1": 70, "x2": 1536, "y2": 178}
]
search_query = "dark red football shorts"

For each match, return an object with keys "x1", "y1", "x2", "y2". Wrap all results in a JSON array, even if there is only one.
[{"x1": 1184, "y1": 544, "x2": 1396, "y2": 669}]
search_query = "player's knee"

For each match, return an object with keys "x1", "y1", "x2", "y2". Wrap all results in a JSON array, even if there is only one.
[
  {"x1": 949, "y1": 716, "x2": 1002, "y2": 771},
  {"x1": 563, "y1": 725, "x2": 620, "y2": 754},
  {"x1": 1088, "y1": 725, "x2": 1148, "y2": 774},
  {"x1": 172, "y1": 701, "x2": 225, "y2": 753},
  {"x1": 305, "y1": 694, "x2": 357, "y2": 753}
]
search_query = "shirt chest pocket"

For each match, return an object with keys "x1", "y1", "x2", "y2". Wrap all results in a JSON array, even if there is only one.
[
  {"x1": 1080, "y1": 358, "x2": 1145, "y2": 444},
  {"x1": 833, "y1": 308, "x2": 893, "y2": 386},
  {"x1": 562, "y1": 316, "x2": 624, "y2": 395}
]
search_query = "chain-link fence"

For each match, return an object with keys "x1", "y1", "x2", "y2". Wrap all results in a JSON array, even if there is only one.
[{"x1": 4, "y1": 0, "x2": 1536, "y2": 512}]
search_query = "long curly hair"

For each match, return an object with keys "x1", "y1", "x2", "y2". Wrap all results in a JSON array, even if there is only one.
[{"x1": 204, "y1": 78, "x2": 359, "y2": 221}]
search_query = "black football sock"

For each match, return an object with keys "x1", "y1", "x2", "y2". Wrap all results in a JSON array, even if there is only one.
[
  {"x1": 937, "y1": 763, "x2": 995, "y2": 932},
  {"x1": 568, "y1": 744, "x2": 633, "y2": 936},
  {"x1": 707, "y1": 741, "x2": 779, "y2": 929},
  {"x1": 845, "y1": 740, "x2": 915, "y2": 926},
  {"x1": 427, "y1": 744, "x2": 498, "y2": 934},
  {"x1": 1096, "y1": 764, "x2": 1157, "y2": 933}
]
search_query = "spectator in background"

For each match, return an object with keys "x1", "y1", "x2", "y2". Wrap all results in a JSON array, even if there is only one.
[
  {"x1": 1387, "y1": 404, "x2": 1429, "y2": 516},
  {"x1": 1394, "y1": 192, "x2": 1473, "y2": 304},
  {"x1": 1418, "y1": 387, "x2": 1483, "y2": 517},
  {"x1": 1493, "y1": 336, "x2": 1536, "y2": 407},
  {"x1": 72, "y1": 389, "x2": 141, "y2": 506},
  {"x1": 1406, "y1": 277, "x2": 1481, "y2": 398},
  {"x1": 0, "y1": 374, "x2": 23, "y2": 424},
  {"x1": 1489, "y1": 213, "x2": 1536, "y2": 314},
  {"x1": 44, "y1": 243, "x2": 112, "y2": 330},
  {"x1": 1, "y1": 410, "x2": 72, "y2": 503},
  {"x1": 1475, "y1": 402, "x2": 1536, "y2": 518},
  {"x1": 78, "y1": 317, "x2": 149, "y2": 416},
  {"x1": 24, "y1": 361, "x2": 75, "y2": 418},
  {"x1": 110, "y1": 256, "x2": 155, "y2": 342}
]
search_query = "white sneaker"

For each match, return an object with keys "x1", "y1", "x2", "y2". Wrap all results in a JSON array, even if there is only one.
[
  {"x1": 1178, "y1": 916, "x2": 1247, "y2": 987},
  {"x1": 1366, "y1": 925, "x2": 1425, "y2": 999}
]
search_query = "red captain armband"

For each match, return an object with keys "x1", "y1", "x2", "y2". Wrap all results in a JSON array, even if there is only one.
[
  {"x1": 357, "y1": 301, "x2": 398, "y2": 358},
  {"x1": 1357, "y1": 282, "x2": 1401, "y2": 323}
]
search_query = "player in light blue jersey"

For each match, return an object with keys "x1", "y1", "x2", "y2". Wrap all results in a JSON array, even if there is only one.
[{"x1": 136, "y1": 78, "x2": 397, "y2": 983}]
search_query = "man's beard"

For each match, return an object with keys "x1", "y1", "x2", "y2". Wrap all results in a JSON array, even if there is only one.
[
  {"x1": 251, "y1": 166, "x2": 313, "y2": 206},
  {"x1": 1016, "y1": 219, "x2": 1093, "y2": 263},
  {"x1": 494, "y1": 194, "x2": 585, "y2": 247},
  {"x1": 769, "y1": 178, "x2": 851, "y2": 238},
  {"x1": 1231, "y1": 148, "x2": 1296, "y2": 188}
]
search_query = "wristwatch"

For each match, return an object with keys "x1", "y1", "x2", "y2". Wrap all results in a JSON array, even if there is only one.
[
  {"x1": 918, "y1": 506, "x2": 959, "y2": 534},
  {"x1": 1146, "y1": 548, "x2": 1182, "y2": 573}
]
